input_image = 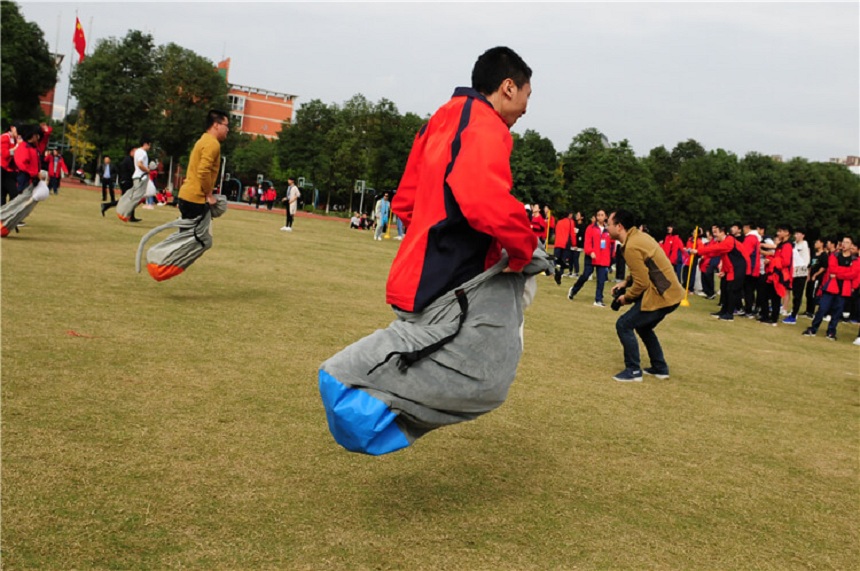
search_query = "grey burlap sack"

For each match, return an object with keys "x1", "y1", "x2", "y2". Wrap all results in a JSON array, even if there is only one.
[
  {"x1": 115, "y1": 176, "x2": 148, "y2": 221},
  {"x1": 318, "y1": 247, "x2": 554, "y2": 455},
  {"x1": 0, "y1": 184, "x2": 43, "y2": 237},
  {"x1": 135, "y1": 195, "x2": 228, "y2": 281}
]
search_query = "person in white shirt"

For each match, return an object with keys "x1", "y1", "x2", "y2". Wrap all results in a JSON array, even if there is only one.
[
  {"x1": 280, "y1": 178, "x2": 301, "y2": 232},
  {"x1": 783, "y1": 228, "x2": 810, "y2": 324}
]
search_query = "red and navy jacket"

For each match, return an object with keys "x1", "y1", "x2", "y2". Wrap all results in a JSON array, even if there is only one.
[
  {"x1": 584, "y1": 223, "x2": 613, "y2": 266},
  {"x1": 1, "y1": 132, "x2": 17, "y2": 171},
  {"x1": 553, "y1": 217, "x2": 575, "y2": 250},
  {"x1": 822, "y1": 253, "x2": 860, "y2": 297},
  {"x1": 47, "y1": 155, "x2": 68, "y2": 178},
  {"x1": 698, "y1": 235, "x2": 746, "y2": 281},
  {"x1": 742, "y1": 234, "x2": 762, "y2": 277},
  {"x1": 765, "y1": 241, "x2": 793, "y2": 296},
  {"x1": 386, "y1": 88, "x2": 536, "y2": 313}
]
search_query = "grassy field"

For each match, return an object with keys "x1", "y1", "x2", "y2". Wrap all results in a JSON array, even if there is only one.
[{"x1": 2, "y1": 185, "x2": 858, "y2": 570}]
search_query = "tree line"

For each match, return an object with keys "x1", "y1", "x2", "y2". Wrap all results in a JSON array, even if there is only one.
[{"x1": 3, "y1": 1, "x2": 857, "y2": 240}]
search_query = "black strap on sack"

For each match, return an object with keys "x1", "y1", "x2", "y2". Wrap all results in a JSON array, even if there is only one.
[{"x1": 367, "y1": 289, "x2": 469, "y2": 375}]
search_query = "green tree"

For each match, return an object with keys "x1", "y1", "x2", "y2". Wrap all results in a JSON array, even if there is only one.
[
  {"x1": 510, "y1": 129, "x2": 561, "y2": 209},
  {"x1": 1, "y1": 1, "x2": 57, "y2": 121},
  {"x1": 153, "y1": 43, "x2": 229, "y2": 185},
  {"x1": 70, "y1": 30, "x2": 159, "y2": 150}
]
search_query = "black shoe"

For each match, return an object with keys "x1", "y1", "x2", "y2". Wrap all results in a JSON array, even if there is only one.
[
  {"x1": 554, "y1": 268, "x2": 562, "y2": 286},
  {"x1": 825, "y1": 332, "x2": 837, "y2": 341},
  {"x1": 100, "y1": 203, "x2": 107, "y2": 217},
  {"x1": 567, "y1": 286, "x2": 576, "y2": 301},
  {"x1": 802, "y1": 328, "x2": 816, "y2": 337},
  {"x1": 710, "y1": 312, "x2": 722, "y2": 318},
  {"x1": 129, "y1": 217, "x2": 142, "y2": 223}
]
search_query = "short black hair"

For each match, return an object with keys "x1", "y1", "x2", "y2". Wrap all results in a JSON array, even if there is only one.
[
  {"x1": 206, "y1": 109, "x2": 229, "y2": 130},
  {"x1": 776, "y1": 223, "x2": 792, "y2": 234},
  {"x1": 139, "y1": 135, "x2": 153, "y2": 146},
  {"x1": 610, "y1": 209, "x2": 637, "y2": 231},
  {"x1": 471, "y1": 46, "x2": 532, "y2": 95},
  {"x1": 712, "y1": 223, "x2": 727, "y2": 233}
]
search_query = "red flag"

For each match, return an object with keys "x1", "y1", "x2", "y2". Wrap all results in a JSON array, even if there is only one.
[{"x1": 73, "y1": 17, "x2": 86, "y2": 62}]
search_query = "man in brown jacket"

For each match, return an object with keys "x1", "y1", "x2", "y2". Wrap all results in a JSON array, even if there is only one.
[{"x1": 607, "y1": 209, "x2": 685, "y2": 382}]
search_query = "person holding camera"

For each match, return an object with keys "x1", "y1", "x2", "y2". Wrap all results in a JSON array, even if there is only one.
[{"x1": 606, "y1": 209, "x2": 685, "y2": 382}]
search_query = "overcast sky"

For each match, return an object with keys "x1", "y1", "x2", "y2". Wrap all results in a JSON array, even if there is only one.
[{"x1": 19, "y1": 1, "x2": 860, "y2": 162}]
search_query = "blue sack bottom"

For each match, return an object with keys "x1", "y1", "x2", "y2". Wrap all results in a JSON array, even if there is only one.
[{"x1": 318, "y1": 369, "x2": 411, "y2": 456}]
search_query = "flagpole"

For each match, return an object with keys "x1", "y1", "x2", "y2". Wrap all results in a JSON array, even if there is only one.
[{"x1": 60, "y1": 11, "x2": 77, "y2": 155}]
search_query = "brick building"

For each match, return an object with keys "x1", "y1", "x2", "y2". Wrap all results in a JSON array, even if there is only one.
[{"x1": 217, "y1": 58, "x2": 297, "y2": 139}]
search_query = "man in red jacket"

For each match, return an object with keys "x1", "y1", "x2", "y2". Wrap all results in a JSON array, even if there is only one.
[
  {"x1": 760, "y1": 224, "x2": 793, "y2": 325},
  {"x1": 803, "y1": 235, "x2": 859, "y2": 341},
  {"x1": 693, "y1": 223, "x2": 747, "y2": 321},
  {"x1": 46, "y1": 148, "x2": 68, "y2": 195},
  {"x1": 552, "y1": 211, "x2": 576, "y2": 284},
  {"x1": 386, "y1": 46, "x2": 536, "y2": 314},
  {"x1": 13, "y1": 124, "x2": 41, "y2": 193},
  {"x1": 568, "y1": 209, "x2": 613, "y2": 307}
]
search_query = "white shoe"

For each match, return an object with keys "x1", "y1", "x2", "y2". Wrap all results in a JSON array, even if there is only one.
[
  {"x1": 824, "y1": 315, "x2": 831, "y2": 322},
  {"x1": 854, "y1": 337, "x2": 860, "y2": 346},
  {"x1": 395, "y1": 236, "x2": 403, "y2": 240},
  {"x1": 286, "y1": 227, "x2": 292, "y2": 232},
  {"x1": 280, "y1": 226, "x2": 288, "y2": 231}
]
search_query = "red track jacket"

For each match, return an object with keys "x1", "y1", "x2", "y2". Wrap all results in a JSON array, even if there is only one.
[
  {"x1": 386, "y1": 88, "x2": 536, "y2": 313},
  {"x1": 553, "y1": 217, "x2": 575, "y2": 251},
  {"x1": 822, "y1": 253, "x2": 860, "y2": 297},
  {"x1": 584, "y1": 223, "x2": 613, "y2": 266},
  {"x1": 765, "y1": 241, "x2": 793, "y2": 297},
  {"x1": 698, "y1": 235, "x2": 746, "y2": 281}
]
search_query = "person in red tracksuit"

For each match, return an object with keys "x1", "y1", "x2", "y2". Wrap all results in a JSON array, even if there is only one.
[
  {"x1": 693, "y1": 223, "x2": 747, "y2": 321},
  {"x1": 660, "y1": 225, "x2": 684, "y2": 281},
  {"x1": 529, "y1": 203, "x2": 546, "y2": 246},
  {"x1": 804, "y1": 235, "x2": 860, "y2": 341},
  {"x1": 740, "y1": 222, "x2": 763, "y2": 317},
  {"x1": 568, "y1": 209, "x2": 613, "y2": 306},
  {"x1": 13, "y1": 124, "x2": 41, "y2": 193},
  {"x1": 386, "y1": 47, "x2": 536, "y2": 314},
  {"x1": 552, "y1": 211, "x2": 576, "y2": 284},
  {"x1": 760, "y1": 224, "x2": 793, "y2": 325}
]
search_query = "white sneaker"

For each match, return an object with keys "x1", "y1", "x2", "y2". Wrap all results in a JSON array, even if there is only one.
[
  {"x1": 286, "y1": 227, "x2": 292, "y2": 232},
  {"x1": 824, "y1": 315, "x2": 831, "y2": 322},
  {"x1": 280, "y1": 226, "x2": 288, "y2": 231},
  {"x1": 395, "y1": 236, "x2": 403, "y2": 240},
  {"x1": 854, "y1": 337, "x2": 860, "y2": 346}
]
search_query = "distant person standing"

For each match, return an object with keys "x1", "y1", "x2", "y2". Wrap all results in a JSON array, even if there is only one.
[
  {"x1": 177, "y1": 109, "x2": 229, "y2": 221},
  {"x1": 281, "y1": 178, "x2": 300, "y2": 232},
  {"x1": 112, "y1": 137, "x2": 152, "y2": 223},
  {"x1": 97, "y1": 156, "x2": 116, "y2": 203},
  {"x1": 46, "y1": 148, "x2": 68, "y2": 195},
  {"x1": 372, "y1": 191, "x2": 390, "y2": 241},
  {"x1": 568, "y1": 209, "x2": 613, "y2": 307},
  {"x1": 103, "y1": 146, "x2": 135, "y2": 217}
]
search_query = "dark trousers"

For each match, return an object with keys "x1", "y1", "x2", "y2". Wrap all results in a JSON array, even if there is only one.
[
  {"x1": 762, "y1": 282, "x2": 782, "y2": 322},
  {"x1": 805, "y1": 278, "x2": 820, "y2": 316},
  {"x1": 616, "y1": 301, "x2": 679, "y2": 372},
  {"x1": 569, "y1": 258, "x2": 609, "y2": 302},
  {"x1": 790, "y1": 276, "x2": 806, "y2": 317},
  {"x1": 48, "y1": 176, "x2": 61, "y2": 194},
  {"x1": 810, "y1": 293, "x2": 845, "y2": 336},
  {"x1": 755, "y1": 274, "x2": 768, "y2": 315},
  {"x1": 743, "y1": 275, "x2": 758, "y2": 314},
  {"x1": 1, "y1": 168, "x2": 18, "y2": 205},
  {"x1": 554, "y1": 248, "x2": 574, "y2": 275},
  {"x1": 721, "y1": 276, "x2": 743, "y2": 317},
  {"x1": 682, "y1": 258, "x2": 698, "y2": 291},
  {"x1": 701, "y1": 267, "x2": 715, "y2": 297},
  {"x1": 571, "y1": 250, "x2": 581, "y2": 275},
  {"x1": 178, "y1": 198, "x2": 207, "y2": 221},
  {"x1": 102, "y1": 178, "x2": 116, "y2": 202},
  {"x1": 286, "y1": 209, "x2": 295, "y2": 228}
]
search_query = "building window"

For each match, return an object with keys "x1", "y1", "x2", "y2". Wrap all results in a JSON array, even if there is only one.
[
  {"x1": 228, "y1": 94, "x2": 245, "y2": 111},
  {"x1": 230, "y1": 114, "x2": 243, "y2": 130}
]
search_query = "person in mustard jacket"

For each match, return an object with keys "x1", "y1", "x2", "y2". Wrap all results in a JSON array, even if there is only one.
[{"x1": 607, "y1": 209, "x2": 684, "y2": 382}]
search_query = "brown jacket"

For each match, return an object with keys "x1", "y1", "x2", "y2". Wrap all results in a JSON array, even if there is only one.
[{"x1": 621, "y1": 227, "x2": 685, "y2": 311}]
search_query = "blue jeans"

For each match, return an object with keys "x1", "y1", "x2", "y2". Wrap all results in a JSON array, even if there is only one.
[
  {"x1": 616, "y1": 301, "x2": 679, "y2": 372},
  {"x1": 810, "y1": 293, "x2": 845, "y2": 336},
  {"x1": 569, "y1": 258, "x2": 609, "y2": 302}
]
